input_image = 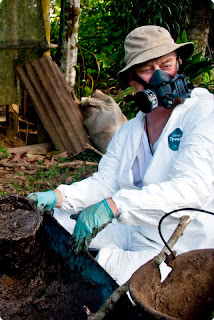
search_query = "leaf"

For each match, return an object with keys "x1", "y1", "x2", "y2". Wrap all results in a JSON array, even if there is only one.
[
  {"x1": 115, "y1": 87, "x2": 136, "y2": 102},
  {"x1": 184, "y1": 60, "x2": 214, "y2": 81},
  {"x1": 164, "y1": 22, "x2": 170, "y2": 32},
  {"x1": 82, "y1": 85, "x2": 92, "y2": 97},
  {"x1": 190, "y1": 52, "x2": 203, "y2": 64},
  {"x1": 162, "y1": 4, "x2": 172, "y2": 16},
  {"x1": 112, "y1": 30, "x2": 123, "y2": 37},
  {"x1": 181, "y1": 30, "x2": 188, "y2": 43}
]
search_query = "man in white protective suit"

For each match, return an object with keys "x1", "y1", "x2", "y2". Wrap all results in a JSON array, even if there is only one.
[{"x1": 28, "y1": 25, "x2": 214, "y2": 286}]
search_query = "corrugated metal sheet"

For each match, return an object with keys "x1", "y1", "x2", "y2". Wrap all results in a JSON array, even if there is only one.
[{"x1": 15, "y1": 55, "x2": 90, "y2": 155}]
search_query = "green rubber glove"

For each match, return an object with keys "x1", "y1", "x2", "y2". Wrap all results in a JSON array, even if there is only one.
[
  {"x1": 27, "y1": 190, "x2": 57, "y2": 214},
  {"x1": 70, "y1": 199, "x2": 115, "y2": 253}
]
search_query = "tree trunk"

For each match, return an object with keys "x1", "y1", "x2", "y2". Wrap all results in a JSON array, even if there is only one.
[
  {"x1": 61, "y1": 0, "x2": 80, "y2": 89},
  {"x1": 187, "y1": 0, "x2": 213, "y2": 57},
  {"x1": 41, "y1": 0, "x2": 51, "y2": 57}
]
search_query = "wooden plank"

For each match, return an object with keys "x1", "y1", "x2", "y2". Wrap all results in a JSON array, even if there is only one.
[{"x1": 7, "y1": 142, "x2": 53, "y2": 154}]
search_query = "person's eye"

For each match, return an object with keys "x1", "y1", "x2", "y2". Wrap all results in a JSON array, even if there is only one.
[
  {"x1": 141, "y1": 67, "x2": 152, "y2": 74},
  {"x1": 161, "y1": 64, "x2": 172, "y2": 69}
]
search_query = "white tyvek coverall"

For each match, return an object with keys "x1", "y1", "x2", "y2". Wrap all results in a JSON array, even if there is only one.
[{"x1": 54, "y1": 87, "x2": 214, "y2": 285}]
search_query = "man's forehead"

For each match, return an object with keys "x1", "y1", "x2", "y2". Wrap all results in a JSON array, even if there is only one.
[{"x1": 138, "y1": 51, "x2": 177, "y2": 67}]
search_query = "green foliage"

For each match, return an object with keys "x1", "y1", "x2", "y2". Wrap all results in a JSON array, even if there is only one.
[
  {"x1": 50, "y1": 0, "x2": 61, "y2": 62},
  {"x1": 177, "y1": 30, "x2": 214, "y2": 92},
  {"x1": 121, "y1": 101, "x2": 139, "y2": 120},
  {"x1": 10, "y1": 163, "x2": 97, "y2": 193},
  {"x1": 115, "y1": 87, "x2": 137, "y2": 119},
  {"x1": 184, "y1": 53, "x2": 214, "y2": 84},
  {"x1": 50, "y1": 0, "x2": 214, "y2": 99},
  {"x1": 74, "y1": 149, "x2": 100, "y2": 162},
  {"x1": 76, "y1": 0, "x2": 192, "y2": 96},
  {"x1": 208, "y1": 311, "x2": 214, "y2": 320},
  {"x1": 131, "y1": 0, "x2": 191, "y2": 38},
  {"x1": 50, "y1": 0, "x2": 192, "y2": 97},
  {"x1": 176, "y1": 29, "x2": 188, "y2": 44},
  {"x1": 115, "y1": 87, "x2": 136, "y2": 104},
  {"x1": 0, "y1": 145, "x2": 9, "y2": 159},
  {"x1": 0, "y1": 190, "x2": 7, "y2": 199}
]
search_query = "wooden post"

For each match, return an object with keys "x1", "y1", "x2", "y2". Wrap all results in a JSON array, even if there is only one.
[{"x1": 6, "y1": 104, "x2": 19, "y2": 138}]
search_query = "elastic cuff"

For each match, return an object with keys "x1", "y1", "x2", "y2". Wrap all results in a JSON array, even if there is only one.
[
  {"x1": 103, "y1": 199, "x2": 115, "y2": 219},
  {"x1": 50, "y1": 190, "x2": 58, "y2": 208}
]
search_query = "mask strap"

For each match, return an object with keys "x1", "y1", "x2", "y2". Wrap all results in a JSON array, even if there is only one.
[{"x1": 177, "y1": 56, "x2": 183, "y2": 73}]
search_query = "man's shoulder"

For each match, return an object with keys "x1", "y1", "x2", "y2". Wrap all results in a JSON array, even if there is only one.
[
  {"x1": 190, "y1": 87, "x2": 214, "y2": 101},
  {"x1": 171, "y1": 88, "x2": 214, "y2": 130},
  {"x1": 176, "y1": 88, "x2": 214, "y2": 116}
]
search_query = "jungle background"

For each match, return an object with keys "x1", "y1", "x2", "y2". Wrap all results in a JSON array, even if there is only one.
[
  {"x1": 51, "y1": 0, "x2": 214, "y2": 98},
  {"x1": 0, "y1": 0, "x2": 214, "y2": 197}
]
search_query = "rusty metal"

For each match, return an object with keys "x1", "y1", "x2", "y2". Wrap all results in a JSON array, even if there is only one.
[{"x1": 15, "y1": 55, "x2": 90, "y2": 155}]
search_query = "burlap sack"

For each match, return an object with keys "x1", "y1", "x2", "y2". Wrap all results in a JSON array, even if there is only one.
[{"x1": 82, "y1": 90, "x2": 127, "y2": 153}]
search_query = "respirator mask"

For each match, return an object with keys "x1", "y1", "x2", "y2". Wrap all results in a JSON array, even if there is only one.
[{"x1": 127, "y1": 69, "x2": 194, "y2": 113}]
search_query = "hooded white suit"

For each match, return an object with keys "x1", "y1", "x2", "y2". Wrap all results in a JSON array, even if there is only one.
[{"x1": 54, "y1": 88, "x2": 214, "y2": 285}]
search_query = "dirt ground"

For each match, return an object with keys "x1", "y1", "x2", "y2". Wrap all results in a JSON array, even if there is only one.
[
  {"x1": 0, "y1": 134, "x2": 27, "y2": 194},
  {"x1": 0, "y1": 134, "x2": 100, "y2": 196},
  {"x1": 0, "y1": 170, "x2": 21, "y2": 194}
]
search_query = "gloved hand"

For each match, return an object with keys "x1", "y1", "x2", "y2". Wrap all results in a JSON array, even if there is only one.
[
  {"x1": 27, "y1": 190, "x2": 57, "y2": 214},
  {"x1": 70, "y1": 199, "x2": 115, "y2": 253}
]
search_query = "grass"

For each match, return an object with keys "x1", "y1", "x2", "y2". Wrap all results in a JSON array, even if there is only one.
[
  {"x1": 0, "y1": 190, "x2": 8, "y2": 198},
  {"x1": 1, "y1": 149, "x2": 101, "y2": 197}
]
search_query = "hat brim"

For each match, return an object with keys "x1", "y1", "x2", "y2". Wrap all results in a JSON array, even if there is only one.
[{"x1": 118, "y1": 42, "x2": 194, "y2": 78}]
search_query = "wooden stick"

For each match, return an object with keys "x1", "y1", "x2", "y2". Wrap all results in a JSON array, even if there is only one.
[
  {"x1": 7, "y1": 143, "x2": 53, "y2": 154},
  {"x1": 0, "y1": 160, "x2": 98, "y2": 170},
  {"x1": 153, "y1": 215, "x2": 192, "y2": 265},
  {"x1": 85, "y1": 143, "x2": 103, "y2": 157},
  {"x1": 58, "y1": 161, "x2": 98, "y2": 168},
  {"x1": 0, "y1": 161, "x2": 34, "y2": 170},
  {"x1": 88, "y1": 281, "x2": 129, "y2": 320}
]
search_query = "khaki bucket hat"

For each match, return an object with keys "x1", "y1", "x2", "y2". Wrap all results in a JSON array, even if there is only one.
[{"x1": 118, "y1": 25, "x2": 194, "y2": 77}]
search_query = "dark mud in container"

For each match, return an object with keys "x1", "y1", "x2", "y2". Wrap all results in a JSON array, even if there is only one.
[
  {"x1": 0, "y1": 195, "x2": 104, "y2": 320},
  {"x1": 0, "y1": 194, "x2": 42, "y2": 275}
]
